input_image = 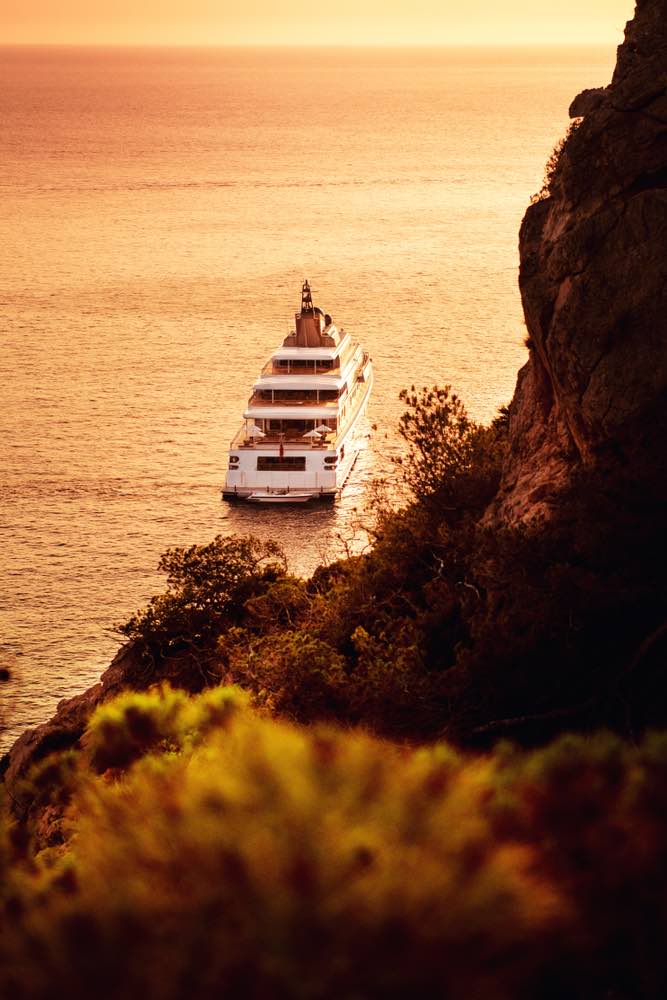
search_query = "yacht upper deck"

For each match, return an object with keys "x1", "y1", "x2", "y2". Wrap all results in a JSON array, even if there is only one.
[
  {"x1": 230, "y1": 425, "x2": 335, "y2": 450},
  {"x1": 228, "y1": 281, "x2": 371, "y2": 452},
  {"x1": 261, "y1": 357, "x2": 338, "y2": 376}
]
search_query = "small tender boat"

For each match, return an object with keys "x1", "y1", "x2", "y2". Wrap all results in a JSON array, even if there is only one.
[
  {"x1": 247, "y1": 491, "x2": 314, "y2": 504},
  {"x1": 223, "y1": 281, "x2": 373, "y2": 503}
]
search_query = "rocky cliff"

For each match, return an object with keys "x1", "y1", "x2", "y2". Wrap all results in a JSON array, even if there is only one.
[{"x1": 492, "y1": 0, "x2": 667, "y2": 524}]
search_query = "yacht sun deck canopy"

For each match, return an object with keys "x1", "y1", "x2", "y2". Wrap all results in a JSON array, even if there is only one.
[
  {"x1": 254, "y1": 375, "x2": 346, "y2": 391},
  {"x1": 244, "y1": 406, "x2": 339, "y2": 420},
  {"x1": 272, "y1": 346, "x2": 341, "y2": 360}
]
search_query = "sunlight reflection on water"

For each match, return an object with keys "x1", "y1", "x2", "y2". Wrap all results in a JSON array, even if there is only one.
[{"x1": 0, "y1": 45, "x2": 615, "y2": 747}]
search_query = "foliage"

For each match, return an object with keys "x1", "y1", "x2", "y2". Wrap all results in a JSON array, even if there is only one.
[
  {"x1": 345, "y1": 624, "x2": 443, "y2": 733},
  {"x1": 212, "y1": 504, "x2": 467, "y2": 737},
  {"x1": 117, "y1": 534, "x2": 286, "y2": 660},
  {"x1": 530, "y1": 119, "x2": 582, "y2": 203},
  {"x1": 85, "y1": 685, "x2": 248, "y2": 772},
  {"x1": 229, "y1": 630, "x2": 350, "y2": 720},
  {"x1": 189, "y1": 386, "x2": 661, "y2": 744},
  {"x1": 223, "y1": 617, "x2": 445, "y2": 736},
  {"x1": 243, "y1": 577, "x2": 312, "y2": 630},
  {"x1": 3, "y1": 693, "x2": 667, "y2": 999},
  {"x1": 99, "y1": 381, "x2": 665, "y2": 747},
  {"x1": 395, "y1": 385, "x2": 507, "y2": 516},
  {"x1": 99, "y1": 390, "x2": 510, "y2": 739}
]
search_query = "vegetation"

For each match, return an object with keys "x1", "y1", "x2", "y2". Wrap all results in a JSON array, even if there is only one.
[
  {"x1": 2, "y1": 381, "x2": 666, "y2": 997},
  {"x1": 107, "y1": 386, "x2": 513, "y2": 738},
  {"x1": 117, "y1": 535, "x2": 286, "y2": 681},
  {"x1": 395, "y1": 385, "x2": 507, "y2": 515},
  {"x1": 530, "y1": 119, "x2": 581, "y2": 203},
  {"x1": 3, "y1": 690, "x2": 667, "y2": 999},
  {"x1": 103, "y1": 383, "x2": 666, "y2": 744}
]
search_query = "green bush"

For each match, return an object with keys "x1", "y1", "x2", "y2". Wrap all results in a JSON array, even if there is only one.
[
  {"x1": 100, "y1": 389, "x2": 510, "y2": 739},
  {"x1": 3, "y1": 692, "x2": 667, "y2": 999},
  {"x1": 394, "y1": 385, "x2": 507, "y2": 517},
  {"x1": 228, "y1": 630, "x2": 349, "y2": 719},
  {"x1": 106, "y1": 383, "x2": 664, "y2": 744},
  {"x1": 85, "y1": 684, "x2": 248, "y2": 771},
  {"x1": 118, "y1": 534, "x2": 286, "y2": 660}
]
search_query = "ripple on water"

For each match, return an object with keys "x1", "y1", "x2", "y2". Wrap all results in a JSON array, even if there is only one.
[{"x1": 0, "y1": 45, "x2": 615, "y2": 749}]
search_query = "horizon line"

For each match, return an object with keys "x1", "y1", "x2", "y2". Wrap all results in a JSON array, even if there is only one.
[{"x1": 0, "y1": 40, "x2": 619, "y2": 51}]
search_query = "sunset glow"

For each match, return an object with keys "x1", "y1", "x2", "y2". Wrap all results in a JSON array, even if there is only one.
[
  {"x1": 2, "y1": 0, "x2": 634, "y2": 46},
  {"x1": 5, "y1": 0, "x2": 667, "y2": 991}
]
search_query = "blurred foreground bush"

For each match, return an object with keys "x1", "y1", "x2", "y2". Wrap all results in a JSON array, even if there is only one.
[{"x1": 2, "y1": 687, "x2": 667, "y2": 999}]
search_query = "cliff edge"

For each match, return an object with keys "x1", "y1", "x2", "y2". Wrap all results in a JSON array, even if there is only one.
[{"x1": 492, "y1": 0, "x2": 667, "y2": 524}]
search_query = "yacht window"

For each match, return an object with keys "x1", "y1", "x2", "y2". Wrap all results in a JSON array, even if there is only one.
[
  {"x1": 272, "y1": 389, "x2": 318, "y2": 402},
  {"x1": 257, "y1": 457, "x2": 306, "y2": 471},
  {"x1": 274, "y1": 359, "x2": 336, "y2": 373}
]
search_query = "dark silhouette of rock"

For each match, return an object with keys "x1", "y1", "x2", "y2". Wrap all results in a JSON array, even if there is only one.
[
  {"x1": 1, "y1": 642, "x2": 141, "y2": 800},
  {"x1": 492, "y1": 0, "x2": 667, "y2": 524},
  {"x1": 569, "y1": 87, "x2": 607, "y2": 118}
]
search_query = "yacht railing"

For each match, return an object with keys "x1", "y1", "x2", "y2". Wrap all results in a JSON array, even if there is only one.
[
  {"x1": 247, "y1": 393, "x2": 340, "y2": 408},
  {"x1": 230, "y1": 427, "x2": 335, "y2": 450},
  {"x1": 261, "y1": 360, "x2": 340, "y2": 376}
]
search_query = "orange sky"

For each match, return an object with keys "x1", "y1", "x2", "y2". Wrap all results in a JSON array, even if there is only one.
[{"x1": 1, "y1": 0, "x2": 634, "y2": 46}]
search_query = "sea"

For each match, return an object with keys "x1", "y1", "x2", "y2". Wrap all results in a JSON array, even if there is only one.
[{"x1": 0, "y1": 45, "x2": 615, "y2": 749}]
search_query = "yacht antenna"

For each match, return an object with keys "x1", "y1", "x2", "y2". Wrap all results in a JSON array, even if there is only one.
[{"x1": 301, "y1": 279, "x2": 314, "y2": 314}]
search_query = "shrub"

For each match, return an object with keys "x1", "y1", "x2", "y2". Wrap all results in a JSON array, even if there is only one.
[
  {"x1": 243, "y1": 577, "x2": 312, "y2": 630},
  {"x1": 530, "y1": 119, "x2": 581, "y2": 203},
  {"x1": 395, "y1": 385, "x2": 507, "y2": 517},
  {"x1": 227, "y1": 631, "x2": 349, "y2": 720},
  {"x1": 118, "y1": 534, "x2": 286, "y2": 660},
  {"x1": 85, "y1": 684, "x2": 248, "y2": 772},
  {"x1": 3, "y1": 696, "x2": 667, "y2": 1000}
]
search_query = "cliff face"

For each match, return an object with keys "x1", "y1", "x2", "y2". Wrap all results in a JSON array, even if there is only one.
[{"x1": 493, "y1": 0, "x2": 667, "y2": 524}]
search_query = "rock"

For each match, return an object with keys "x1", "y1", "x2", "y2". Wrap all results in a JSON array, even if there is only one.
[
  {"x1": 569, "y1": 87, "x2": 607, "y2": 118},
  {"x1": 491, "y1": 0, "x2": 667, "y2": 525},
  {"x1": 1, "y1": 642, "x2": 142, "y2": 800},
  {"x1": 0, "y1": 637, "x2": 219, "y2": 848},
  {"x1": 1, "y1": 634, "x2": 217, "y2": 815}
]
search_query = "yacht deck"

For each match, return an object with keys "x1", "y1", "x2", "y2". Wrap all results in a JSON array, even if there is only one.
[
  {"x1": 261, "y1": 359, "x2": 339, "y2": 376},
  {"x1": 230, "y1": 427, "x2": 335, "y2": 449},
  {"x1": 247, "y1": 394, "x2": 340, "y2": 408}
]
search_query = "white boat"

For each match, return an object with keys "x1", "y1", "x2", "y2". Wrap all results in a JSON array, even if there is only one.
[{"x1": 223, "y1": 280, "x2": 373, "y2": 504}]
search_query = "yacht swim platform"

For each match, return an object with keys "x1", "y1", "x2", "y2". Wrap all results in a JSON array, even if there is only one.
[{"x1": 246, "y1": 491, "x2": 315, "y2": 504}]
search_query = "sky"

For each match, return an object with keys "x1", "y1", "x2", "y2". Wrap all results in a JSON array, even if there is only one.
[{"x1": 1, "y1": 0, "x2": 635, "y2": 47}]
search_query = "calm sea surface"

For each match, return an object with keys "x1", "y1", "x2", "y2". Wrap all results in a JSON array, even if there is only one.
[{"x1": 1, "y1": 45, "x2": 614, "y2": 747}]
